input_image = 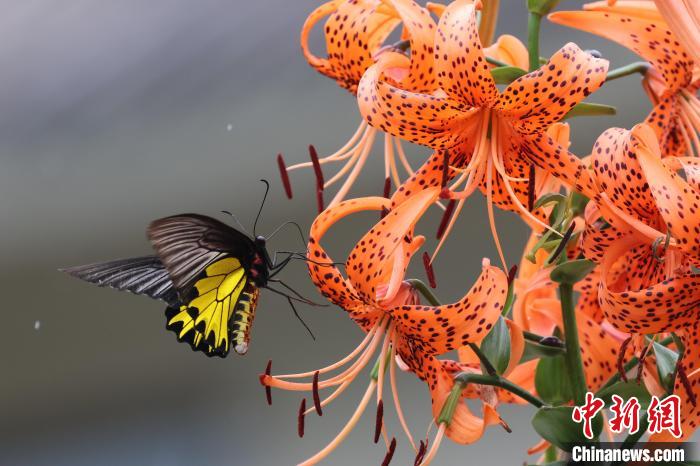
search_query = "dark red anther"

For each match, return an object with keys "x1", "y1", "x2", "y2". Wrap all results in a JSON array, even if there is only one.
[
  {"x1": 277, "y1": 153, "x2": 293, "y2": 199},
  {"x1": 264, "y1": 359, "x2": 273, "y2": 405},
  {"x1": 507, "y1": 264, "x2": 518, "y2": 286},
  {"x1": 441, "y1": 151, "x2": 450, "y2": 188},
  {"x1": 312, "y1": 371, "x2": 323, "y2": 416},
  {"x1": 381, "y1": 438, "x2": 397, "y2": 466},
  {"x1": 309, "y1": 145, "x2": 325, "y2": 190},
  {"x1": 383, "y1": 177, "x2": 391, "y2": 199},
  {"x1": 499, "y1": 418, "x2": 512, "y2": 433},
  {"x1": 677, "y1": 363, "x2": 697, "y2": 407},
  {"x1": 617, "y1": 337, "x2": 632, "y2": 383},
  {"x1": 436, "y1": 199, "x2": 456, "y2": 240},
  {"x1": 298, "y1": 398, "x2": 306, "y2": 438},
  {"x1": 422, "y1": 252, "x2": 437, "y2": 288},
  {"x1": 527, "y1": 164, "x2": 536, "y2": 212},
  {"x1": 373, "y1": 400, "x2": 384, "y2": 444},
  {"x1": 548, "y1": 222, "x2": 576, "y2": 264},
  {"x1": 439, "y1": 187, "x2": 452, "y2": 200},
  {"x1": 414, "y1": 440, "x2": 427, "y2": 466},
  {"x1": 316, "y1": 187, "x2": 325, "y2": 214}
]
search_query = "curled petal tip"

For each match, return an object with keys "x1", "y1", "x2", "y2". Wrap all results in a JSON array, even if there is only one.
[{"x1": 481, "y1": 258, "x2": 491, "y2": 268}]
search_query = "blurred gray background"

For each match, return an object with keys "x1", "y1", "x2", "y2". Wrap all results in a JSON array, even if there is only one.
[{"x1": 1, "y1": 1, "x2": 649, "y2": 465}]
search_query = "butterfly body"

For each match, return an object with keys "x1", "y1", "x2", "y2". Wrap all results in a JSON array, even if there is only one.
[{"x1": 63, "y1": 213, "x2": 281, "y2": 358}]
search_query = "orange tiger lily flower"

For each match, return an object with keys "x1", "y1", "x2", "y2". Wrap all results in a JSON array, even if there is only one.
[
  {"x1": 285, "y1": 0, "x2": 438, "y2": 207},
  {"x1": 260, "y1": 187, "x2": 508, "y2": 463},
  {"x1": 581, "y1": 124, "x2": 700, "y2": 336},
  {"x1": 358, "y1": 0, "x2": 607, "y2": 266},
  {"x1": 549, "y1": 1, "x2": 699, "y2": 157}
]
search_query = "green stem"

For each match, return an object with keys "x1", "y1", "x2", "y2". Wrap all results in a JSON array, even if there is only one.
[
  {"x1": 559, "y1": 282, "x2": 587, "y2": 405},
  {"x1": 370, "y1": 348, "x2": 392, "y2": 381},
  {"x1": 454, "y1": 372, "x2": 547, "y2": 408},
  {"x1": 438, "y1": 372, "x2": 547, "y2": 426},
  {"x1": 406, "y1": 278, "x2": 440, "y2": 306},
  {"x1": 523, "y1": 330, "x2": 565, "y2": 348},
  {"x1": 527, "y1": 12, "x2": 542, "y2": 72},
  {"x1": 437, "y1": 379, "x2": 466, "y2": 425},
  {"x1": 606, "y1": 61, "x2": 649, "y2": 81},
  {"x1": 469, "y1": 342, "x2": 499, "y2": 376}
]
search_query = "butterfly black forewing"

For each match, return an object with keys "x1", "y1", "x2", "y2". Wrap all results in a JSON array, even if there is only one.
[{"x1": 147, "y1": 214, "x2": 258, "y2": 298}]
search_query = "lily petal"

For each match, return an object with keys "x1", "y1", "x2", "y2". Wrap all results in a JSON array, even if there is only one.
[
  {"x1": 346, "y1": 187, "x2": 439, "y2": 305},
  {"x1": 390, "y1": 259, "x2": 508, "y2": 355},
  {"x1": 308, "y1": 196, "x2": 390, "y2": 314},
  {"x1": 434, "y1": 0, "x2": 498, "y2": 107},
  {"x1": 549, "y1": 7, "x2": 693, "y2": 95},
  {"x1": 495, "y1": 43, "x2": 609, "y2": 135}
]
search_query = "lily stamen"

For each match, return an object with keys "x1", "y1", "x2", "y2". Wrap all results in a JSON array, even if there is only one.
[
  {"x1": 298, "y1": 380, "x2": 377, "y2": 466},
  {"x1": 417, "y1": 423, "x2": 446, "y2": 466}
]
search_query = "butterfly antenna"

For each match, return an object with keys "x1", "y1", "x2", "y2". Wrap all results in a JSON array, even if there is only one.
[
  {"x1": 287, "y1": 253, "x2": 345, "y2": 268},
  {"x1": 253, "y1": 179, "x2": 270, "y2": 237},
  {"x1": 266, "y1": 221, "x2": 307, "y2": 247},
  {"x1": 221, "y1": 210, "x2": 251, "y2": 236}
]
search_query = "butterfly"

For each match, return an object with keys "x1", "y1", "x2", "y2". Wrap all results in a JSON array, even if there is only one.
[{"x1": 61, "y1": 181, "x2": 319, "y2": 358}]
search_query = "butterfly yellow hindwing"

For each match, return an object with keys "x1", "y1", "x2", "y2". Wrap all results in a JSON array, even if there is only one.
[{"x1": 166, "y1": 257, "x2": 249, "y2": 356}]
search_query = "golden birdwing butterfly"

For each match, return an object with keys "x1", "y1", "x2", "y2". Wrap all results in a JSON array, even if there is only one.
[{"x1": 62, "y1": 212, "x2": 316, "y2": 358}]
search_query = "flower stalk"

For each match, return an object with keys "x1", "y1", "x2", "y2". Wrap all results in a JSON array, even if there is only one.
[{"x1": 559, "y1": 282, "x2": 587, "y2": 405}]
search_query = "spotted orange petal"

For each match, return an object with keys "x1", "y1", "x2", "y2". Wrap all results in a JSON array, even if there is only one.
[
  {"x1": 301, "y1": 0, "x2": 400, "y2": 93},
  {"x1": 495, "y1": 43, "x2": 609, "y2": 135},
  {"x1": 434, "y1": 0, "x2": 498, "y2": 107},
  {"x1": 384, "y1": 0, "x2": 438, "y2": 92},
  {"x1": 346, "y1": 187, "x2": 439, "y2": 305},
  {"x1": 599, "y1": 236, "x2": 700, "y2": 334},
  {"x1": 520, "y1": 132, "x2": 598, "y2": 200},
  {"x1": 635, "y1": 126, "x2": 700, "y2": 261},
  {"x1": 549, "y1": 6, "x2": 693, "y2": 95},
  {"x1": 357, "y1": 51, "x2": 482, "y2": 151},
  {"x1": 590, "y1": 126, "x2": 660, "y2": 224},
  {"x1": 307, "y1": 196, "x2": 390, "y2": 312},
  {"x1": 389, "y1": 259, "x2": 508, "y2": 355},
  {"x1": 578, "y1": 313, "x2": 620, "y2": 391}
]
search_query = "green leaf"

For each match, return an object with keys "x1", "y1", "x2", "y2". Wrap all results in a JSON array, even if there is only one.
[
  {"x1": 536, "y1": 355, "x2": 572, "y2": 405},
  {"x1": 490, "y1": 65, "x2": 528, "y2": 84},
  {"x1": 480, "y1": 316, "x2": 511, "y2": 374},
  {"x1": 534, "y1": 193, "x2": 566, "y2": 210},
  {"x1": 564, "y1": 102, "x2": 617, "y2": 119},
  {"x1": 569, "y1": 191, "x2": 590, "y2": 217},
  {"x1": 550, "y1": 259, "x2": 596, "y2": 284},
  {"x1": 532, "y1": 406, "x2": 603, "y2": 451},
  {"x1": 597, "y1": 381, "x2": 652, "y2": 409},
  {"x1": 654, "y1": 342, "x2": 679, "y2": 393}
]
